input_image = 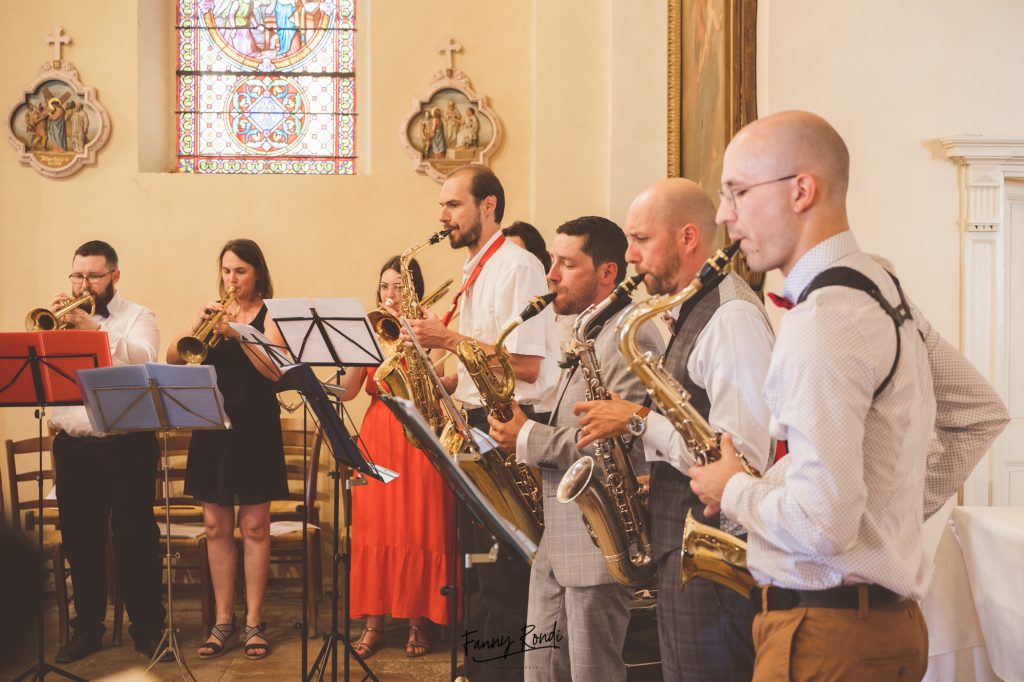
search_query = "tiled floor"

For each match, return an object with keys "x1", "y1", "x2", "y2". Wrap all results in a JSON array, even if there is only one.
[{"x1": 0, "y1": 588, "x2": 458, "y2": 681}]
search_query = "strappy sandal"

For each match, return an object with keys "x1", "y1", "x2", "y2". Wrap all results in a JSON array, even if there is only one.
[
  {"x1": 353, "y1": 627, "x2": 382, "y2": 660},
  {"x1": 243, "y1": 622, "x2": 271, "y2": 660},
  {"x1": 405, "y1": 624, "x2": 430, "y2": 658},
  {"x1": 197, "y1": 617, "x2": 236, "y2": 660}
]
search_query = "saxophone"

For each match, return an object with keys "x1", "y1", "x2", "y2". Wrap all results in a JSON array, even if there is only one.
[
  {"x1": 454, "y1": 292, "x2": 557, "y2": 544},
  {"x1": 375, "y1": 228, "x2": 452, "y2": 446},
  {"x1": 615, "y1": 241, "x2": 762, "y2": 597},
  {"x1": 556, "y1": 274, "x2": 656, "y2": 587}
]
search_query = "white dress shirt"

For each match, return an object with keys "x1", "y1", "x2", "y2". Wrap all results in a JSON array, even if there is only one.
[
  {"x1": 641, "y1": 299, "x2": 775, "y2": 475},
  {"x1": 50, "y1": 292, "x2": 160, "y2": 437},
  {"x1": 454, "y1": 230, "x2": 560, "y2": 410},
  {"x1": 722, "y1": 231, "x2": 937, "y2": 599}
]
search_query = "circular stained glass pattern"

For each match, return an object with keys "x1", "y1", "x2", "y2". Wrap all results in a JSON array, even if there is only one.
[{"x1": 226, "y1": 76, "x2": 307, "y2": 154}]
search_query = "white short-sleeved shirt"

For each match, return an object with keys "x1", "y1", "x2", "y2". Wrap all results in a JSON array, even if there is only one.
[{"x1": 453, "y1": 231, "x2": 560, "y2": 410}]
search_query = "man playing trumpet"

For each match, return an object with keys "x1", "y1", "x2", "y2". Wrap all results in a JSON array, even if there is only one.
[{"x1": 49, "y1": 240, "x2": 168, "y2": 664}]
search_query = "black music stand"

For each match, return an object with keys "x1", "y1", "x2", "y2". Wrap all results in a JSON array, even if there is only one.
[
  {"x1": 77, "y1": 362, "x2": 230, "y2": 682},
  {"x1": 263, "y1": 299, "x2": 386, "y2": 682},
  {"x1": 391, "y1": 319, "x2": 539, "y2": 679},
  {"x1": 276, "y1": 364, "x2": 396, "y2": 682},
  {"x1": 0, "y1": 330, "x2": 109, "y2": 682}
]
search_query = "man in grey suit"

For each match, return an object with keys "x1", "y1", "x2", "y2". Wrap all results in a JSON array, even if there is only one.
[
  {"x1": 576, "y1": 179, "x2": 775, "y2": 681},
  {"x1": 489, "y1": 216, "x2": 663, "y2": 682}
]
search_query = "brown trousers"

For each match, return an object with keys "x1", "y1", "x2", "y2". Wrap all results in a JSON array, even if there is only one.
[{"x1": 751, "y1": 592, "x2": 928, "y2": 681}]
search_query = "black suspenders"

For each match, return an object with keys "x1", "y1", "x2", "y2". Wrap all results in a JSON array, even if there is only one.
[{"x1": 797, "y1": 267, "x2": 916, "y2": 399}]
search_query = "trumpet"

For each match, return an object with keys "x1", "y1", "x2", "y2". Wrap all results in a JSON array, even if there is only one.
[
  {"x1": 367, "y1": 277, "x2": 454, "y2": 356},
  {"x1": 176, "y1": 288, "x2": 238, "y2": 364},
  {"x1": 26, "y1": 292, "x2": 96, "y2": 331}
]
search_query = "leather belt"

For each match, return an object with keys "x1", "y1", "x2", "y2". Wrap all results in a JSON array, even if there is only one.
[{"x1": 749, "y1": 584, "x2": 903, "y2": 611}]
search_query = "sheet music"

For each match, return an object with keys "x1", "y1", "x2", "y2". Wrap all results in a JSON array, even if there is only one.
[
  {"x1": 77, "y1": 363, "x2": 229, "y2": 434},
  {"x1": 229, "y1": 322, "x2": 293, "y2": 369},
  {"x1": 265, "y1": 297, "x2": 383, "y2": 366},
  {"x1": 144, "y1": 363, "x2": 229, "y2": 429},
  {"x1": 78, "y1": 365, "x2": 159, "y2": 433}
]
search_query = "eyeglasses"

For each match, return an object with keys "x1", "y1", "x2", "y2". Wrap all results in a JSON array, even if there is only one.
[
  {"x1": 69, "y1": 271, "x2": 114, "y2": 285},
  {"x1": 718, "y1": 174, "x2": 797, "y2": 208}
]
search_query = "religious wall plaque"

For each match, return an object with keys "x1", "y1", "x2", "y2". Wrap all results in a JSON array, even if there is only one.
[
  {"x1": 400, "y1": 37, "x2": 502, "y2": 183},
  {"x1": 5, "y1": 27, "x2": 112, "y2": 179}
]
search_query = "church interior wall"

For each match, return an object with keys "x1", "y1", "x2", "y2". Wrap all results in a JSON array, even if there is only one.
[{"x1": 2, "y1": 0, "x2": 1022, "y2": 513}]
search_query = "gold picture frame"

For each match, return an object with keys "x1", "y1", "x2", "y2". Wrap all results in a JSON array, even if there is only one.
[
  {"x1": 668, "y1": 0, "x2": 760, "y2": 289},
  {"x1": 667, "y1": 0, "x2": 757, "y2": 193}
]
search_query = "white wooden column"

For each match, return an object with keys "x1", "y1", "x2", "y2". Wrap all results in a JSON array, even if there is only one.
[{"x1": 942, "y1": 136, "x2": 1024, "y2": 506}]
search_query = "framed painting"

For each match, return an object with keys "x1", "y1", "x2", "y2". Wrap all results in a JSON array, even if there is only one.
[
  {"x1": 668, "y1": 0, "x2": 757, "y2": 193},
  {"x1": 668, "y1": 0, "x2": 760, "y2": 288}
]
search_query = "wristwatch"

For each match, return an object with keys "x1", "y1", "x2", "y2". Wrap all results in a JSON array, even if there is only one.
[{"x1": 626, "y1": 407, "x2": 651, "y2": 438}]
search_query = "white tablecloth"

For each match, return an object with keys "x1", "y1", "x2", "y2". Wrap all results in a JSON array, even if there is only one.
[
  {"x1": 952, "y1": 506, "x2": 1024, "y2": 682},
  {"x1": 921, "y1": 514, "x2": 999, "y2": 682}
]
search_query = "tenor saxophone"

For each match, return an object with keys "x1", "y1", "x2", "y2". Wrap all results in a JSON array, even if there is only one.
[
  {"x1": 454, "y1": 292, "x2": 557, "y2": 544},
  {"x1": 615, "y1": 241, "x2": 761, "y2": 596},
  {"x1": 375, "y1": 228, "x2": 452, "y2": 446},
  {"x1": 556, "y1": 274, "x2": 657, "y2": 587}
]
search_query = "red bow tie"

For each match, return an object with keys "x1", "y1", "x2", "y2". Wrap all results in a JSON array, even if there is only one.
[{"x1": 766, "y1": 292, "x2": 794, "y2": 310}]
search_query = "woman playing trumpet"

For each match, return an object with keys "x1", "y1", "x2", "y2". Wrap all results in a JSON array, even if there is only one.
[
  {"x1": 166, "y1": 238, "x2": 288, "y2": 660},
  {"x1": 333, "y1": 255, "x2": 455, "y2": 659}
]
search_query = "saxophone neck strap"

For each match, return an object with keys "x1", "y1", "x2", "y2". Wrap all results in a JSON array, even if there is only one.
[
  {"x1": 796, "y1": 266, "x2": 916, "y2": 399},
  {"x1": 441, "y1": 234, "x2": 505, "y2": 327}
]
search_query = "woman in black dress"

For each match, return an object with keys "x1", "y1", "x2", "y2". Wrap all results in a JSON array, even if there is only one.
[{"x1": 167, "y1": 238, "x2": 288, "y2": 660}]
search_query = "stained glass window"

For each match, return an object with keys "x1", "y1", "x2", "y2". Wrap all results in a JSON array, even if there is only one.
[{"x1": 176, "y1": 0, "x2": 356, "y2": 174}]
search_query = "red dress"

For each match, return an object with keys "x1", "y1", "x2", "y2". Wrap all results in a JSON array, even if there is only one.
[{"x1": 349, "y1": 368, "x2": 456, "y2": 624}]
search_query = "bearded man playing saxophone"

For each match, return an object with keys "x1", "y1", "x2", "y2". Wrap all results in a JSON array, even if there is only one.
[
  {"x1": 488, "y1": 216, "x2": 662, "y2": 682},
  {"x1": 405, "y1": 164, "x2": 560, "y2": 682},
  {"x1": 574, "y1": 180, "x2": 775, "y2": 681}
]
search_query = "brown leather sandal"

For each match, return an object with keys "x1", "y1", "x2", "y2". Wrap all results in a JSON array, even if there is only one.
[
  {"x1": 405, "y1": 624, "x2": 430, "y2": 658},
  {"x1": 353, "y1": 627, "x2": 382, "y2": 659}
]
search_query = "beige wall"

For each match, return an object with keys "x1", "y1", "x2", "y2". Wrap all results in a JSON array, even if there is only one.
[
  {"x1": 756, "y1": 0, "x2": 1024, "y2": 339},
  {"x1": 0, "y1": 1, "x2": 537, "y2": 455},
  {"x1": 4, "y1": 0, "x2": 1021, "y2": 498}
]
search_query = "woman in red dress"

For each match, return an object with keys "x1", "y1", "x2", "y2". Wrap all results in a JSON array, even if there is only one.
[{"x1": 336, "y1": 255, "x2": 455, "y2": 658}]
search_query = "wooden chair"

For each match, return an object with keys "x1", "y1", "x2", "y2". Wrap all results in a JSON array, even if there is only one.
[
  {"x1": 5, "y1": 436, "x2": 72, "y2": 645},
  {"x1": 177, "y1": 418, "x2": 326, "y2": 636}
]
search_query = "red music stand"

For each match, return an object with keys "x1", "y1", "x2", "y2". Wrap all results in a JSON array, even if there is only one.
[{"x1": 0, "y1": 330, "x2": 110, "y2": 682}]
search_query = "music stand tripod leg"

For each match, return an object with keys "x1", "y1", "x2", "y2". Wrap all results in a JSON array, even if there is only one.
[
  {"x1": 145, "y1": 431, "x2": 197, "y2": 681},
  {"x1": 306, "y1": 466, "x2": 379, "y2": 682}
]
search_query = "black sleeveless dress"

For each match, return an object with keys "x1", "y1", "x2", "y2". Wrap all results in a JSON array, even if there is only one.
[{"x1": 184, "y1": 304, "x2": 288, "y2": 506}]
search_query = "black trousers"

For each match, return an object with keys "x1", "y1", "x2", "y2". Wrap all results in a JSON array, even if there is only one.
[
  {"x1": 53, "y1": 431, "x2": 165, "y2": 640},
  {"x1": 460, "y1": 406, "x2": 548, "y2": 682}
]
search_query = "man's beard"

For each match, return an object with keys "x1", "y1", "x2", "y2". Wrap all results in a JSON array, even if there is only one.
[
  {"x1": 449, "y1": 213, "x2": 483, "y2": 249},
  {"x1": 643, "y1": 247, "x2": 683, "y2": 296},
  {"x1": 89, "y1": 282, "x2": 115, "y2": 317},
  {"x1": 552, "y1": 279, "x2": 600, "y2": 317}
]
